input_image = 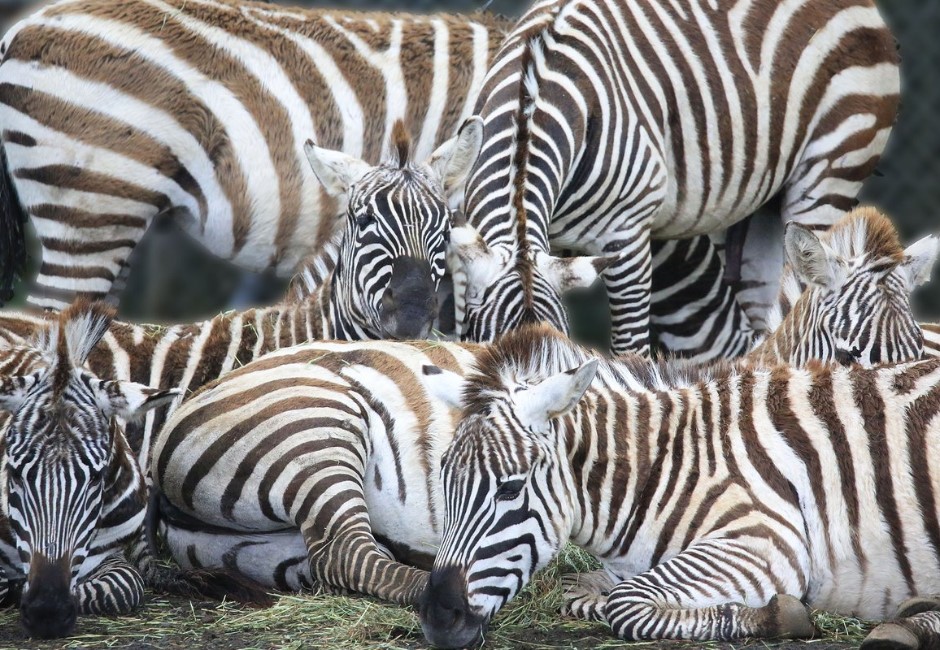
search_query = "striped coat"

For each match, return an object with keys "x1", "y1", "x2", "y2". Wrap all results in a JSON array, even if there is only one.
[
  {"x1": 420, "y1": 324, "x2": 940, "y2": 648},
  {"x1": 449, "y1": 0, "x2": 900, "y2": 356},
  {"x1": 0, "y1": 0, "x2": 510, "y2": 307}
]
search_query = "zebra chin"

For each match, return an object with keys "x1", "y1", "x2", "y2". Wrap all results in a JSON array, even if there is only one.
[
  {"x1": 418, "y1": 566, "x2": 487, "y2": 649},
  {"x1": 20, "y1": 553, "x2": 78, "y2": 639}
]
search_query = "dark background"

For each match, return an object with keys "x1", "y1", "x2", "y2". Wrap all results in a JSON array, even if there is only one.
[{"x1": 2, "y1": 0, "x2": 938, "y2": 323}]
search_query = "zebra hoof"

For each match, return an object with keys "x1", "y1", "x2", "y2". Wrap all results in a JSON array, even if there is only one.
[
  {"x1": 896, "y1": 597, "x2": 940, "y2": 618},
  {"x1": 772, "y1": 594, "x2": 815, "y2": 638},
  {"x1": 861, "y1": 622, "x2": 919, "y2": 650}
]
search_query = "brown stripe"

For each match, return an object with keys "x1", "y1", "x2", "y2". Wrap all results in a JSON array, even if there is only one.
[
  {"x1": 0, "y1": 82, "x2": 207, "y2": 218},
  {"x1": 807, "y1": 364, "x2": 866, "y2": 570},
  {"x1": 38, "y1": 261, "x2": 115, "y2": 282},
  {"x1": 31, "y1": 203, "x2": 147, "y2": 230},
  {"x1": 2, "y1": 129, "x2": 36, "y2": 147},
  {"x1": 16, "y1": 165, "x2": 169, "y2": 209},
  {"x1": 852, "y1": 366, "x2": 916, "y2": 593}
]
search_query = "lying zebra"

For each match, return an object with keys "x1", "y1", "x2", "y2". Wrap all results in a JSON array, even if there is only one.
[
  {"x1": 749, "y1": 206, "x2": 939, "y2": 366},
  {"x1": 420, "y1": 323, "x2": 940, "y2": 650},
  {"x1": 148, "y1": 214, "x2": 935, "y2": 609},
  {"x1": 0, "y1": 303, "x2": 181, "y2": 638}
]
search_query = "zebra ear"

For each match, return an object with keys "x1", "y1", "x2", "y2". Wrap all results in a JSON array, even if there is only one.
[
  {"x1": 304, "y1": 139, "x2": 373, "y2": 198},
  {"x1": 95, "y1": 381, "x2": 182, "y2": 421},
  {"x1": 422, "y1": 365, "x2": 466, "y2": 409},
  {"x1": 900, "y1": 234, "x2": 940, "y2": 289},
  {"x1": 784, "y1": 223, "x2": 842, "y2": 289},
  {"x1": 516, "y1": 360, "x2": 598, "y2": 431},
  {"x1": 533, "y1": 252, "x2": 612, "y2": 293},
  {"x1": 426, "y1": 116, "x2": 484, "y2": 198},
  {"x1": 0, "y1": 374, "x2": 39, "y2": 413}
]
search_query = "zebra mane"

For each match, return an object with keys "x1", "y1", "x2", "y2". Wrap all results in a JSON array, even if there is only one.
[
  {"x1": 508, "y1": 37, "x2": 543, "y2": 306},
  {"x1": 827, "y1": 206, "x2": 905, "y2": 265},
  {"x1": 286, "y1": 230, "x2": 343, "y2": 302},
  {"x1": 391, "y1": 119, "x2": 412, "y2": 168},
  {"x1": 465, "y1": 323, "x2": 735, "y2": 413},
  {"x1": 32, "y1": 301, "x2": 113, "y2": 390}
]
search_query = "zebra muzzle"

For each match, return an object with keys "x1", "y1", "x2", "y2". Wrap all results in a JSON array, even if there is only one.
[{"x1": 21, "y1": 553, "x2": 78, "y2": 639}]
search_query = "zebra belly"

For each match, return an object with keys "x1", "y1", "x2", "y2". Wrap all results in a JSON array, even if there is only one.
[{"x1": 163, "y1": 526, "x2": 313, "y2": 592}]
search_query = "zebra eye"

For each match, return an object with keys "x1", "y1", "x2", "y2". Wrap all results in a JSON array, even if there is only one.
[
  {"x1": 495, "y1": 478, "x2": 525, "y2": 501},
  {"x1": 355, "y1": 210, "x2": 376, "y2": 229}
]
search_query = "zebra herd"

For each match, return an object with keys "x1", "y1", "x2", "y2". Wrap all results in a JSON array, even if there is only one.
[{"x1": 0, "y1": 0, "x2": 940, "y2": 648}]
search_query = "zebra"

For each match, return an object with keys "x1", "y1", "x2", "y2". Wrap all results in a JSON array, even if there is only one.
[
  {"x1": 448, "y1": 0, "x2": 900, "y2": 357},
  {"x1": 145, "y1": 215, "x2": 933, "y2": 613},
  {"x1": 138, "y1": 210, "x2": 931, "y2": 613},
  {"x1": 150, "y1": 337, "x2": 479, "y2": 604},
  {"x1": 747, "y1": 206, "x2": 940, "y2": 367},
  {"x1": 0, "y1": 301, "x2": 181, "y2": 638},
  {"x1": 418, "y1": 323, "x2": 940, "y2": 650},
  {"x1": 0, "y1": 0, "x2": 508, "y2": 308}
]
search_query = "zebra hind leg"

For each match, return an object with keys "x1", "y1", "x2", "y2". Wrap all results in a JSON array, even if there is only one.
[
  {"x1": 560, "y1": 569, "x2": 615, "y2": 622},
  {"x1": 602, "y1": 231, "x2": 653, "y2": 356},
  {"x1": 862, "y1": 599, "x2": 940, "y2": 650},
  {"x1": 603, "y1": 541, "x2": 814, "y2": 641}
]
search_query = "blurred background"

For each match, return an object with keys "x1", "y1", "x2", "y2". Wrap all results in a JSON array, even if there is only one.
[{"x1": 1, "y1": 0, "x2": 938, "y2": 325}]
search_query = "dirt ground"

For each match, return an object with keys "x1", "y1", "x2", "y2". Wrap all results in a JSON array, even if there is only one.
[{"x1": 0, "y1": 593, "x2": 869, "y2": 650}]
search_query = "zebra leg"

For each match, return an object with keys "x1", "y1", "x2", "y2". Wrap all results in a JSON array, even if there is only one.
[
  {"x1": 603, "y1": 542, "x2": 813, "y2": 641},
  {"x1": 74, "y1": 554, "x2": 145, "y2": 616},
  {"x1": 863, "y1": 613, "x2": 940, "y2": 650},
  {"x1": 560, "y1": 569, "x2": 616, "y2": 622},
  {"x1": 650, "y1": 236, "x2": 756, "y2": 361},
  {"x1": 297, "y1": 459, "x2": 427, "y2": 606},
  {"x1": 602, "y1": 231, "x2": 653, "y2": 356}
]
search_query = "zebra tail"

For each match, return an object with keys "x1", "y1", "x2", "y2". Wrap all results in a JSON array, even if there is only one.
[
  {"x1": 0, "y1": 144, "x2": 27, "y2": 305},
  {"x1": 146, "y1": 563, "x2": 276, "y2": 608}
]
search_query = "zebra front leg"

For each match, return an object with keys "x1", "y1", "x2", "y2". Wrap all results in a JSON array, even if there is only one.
[
  {"x1": 863, "y1": 598, "x2": 940, "y2": 650},
  {"x1": 603, "y1": 542, "x2": 814, "y2": 641},
  {"x1": 298, "y1": 466, "x2": 428, "y2": 606},
  {"x1": 602, "y1": 230, "x2": 653, "y2": 356},
  {"x1": 75, "y1": 554, "x2": 145, "y2": 616}
]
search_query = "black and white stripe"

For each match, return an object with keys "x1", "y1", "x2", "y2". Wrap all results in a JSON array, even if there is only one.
[{"x1": 449, "y1": 0, "x2": 900, "y2": 357}]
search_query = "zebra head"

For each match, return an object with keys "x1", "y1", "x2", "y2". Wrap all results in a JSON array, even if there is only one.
[
  {"x1": 417, "y1": 344, "x2": 598, "y2": 648},
  {"x1": 304, "y1": 118, "x2": 483, "y2": 340},
  {"x1": 780, "y1": 209, "x2": 939, "y2": 366},
  {"x1": 448, "y1": 226, "x2": 612, "y2": 342},
  {"x1": 0, "y1": 302, "x2": 177, "y2": 638}
]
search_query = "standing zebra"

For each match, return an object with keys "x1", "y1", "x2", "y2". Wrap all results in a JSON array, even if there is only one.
[
  {"x1": 0, "y1": 0, "x2": 508, "y2": 308},
  {"x1": 747, "y1": 206, "x2": 939, "y2": 367},
  {"x1": 419, "y1": 324, "x2": 940, "y2": 649},
  {"x1": 0, "y1": 302, "x2": 181, "y2": 638},
  {"x1": 449, "y1": 0, "x2": 899, "y2": 356}
]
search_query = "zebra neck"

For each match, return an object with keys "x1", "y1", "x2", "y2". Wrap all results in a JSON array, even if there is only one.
[{"x1": 562, "y1": 384, "x2": 702, "y2": 555}]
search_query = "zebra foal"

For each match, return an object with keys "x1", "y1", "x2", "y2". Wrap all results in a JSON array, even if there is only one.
[
  {"x1": 0, "y1": 0, "x2": 506, "y2": 308},
  {"x1": 0, "y1": 302, "x2": 182, "y2": 638},
  {"x1": 419, "y1": 323, "x2": 940, "y2": 649}
]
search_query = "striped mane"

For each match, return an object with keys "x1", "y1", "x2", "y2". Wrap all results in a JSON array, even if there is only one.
[
  {"x1": 509, "y1": 38, "x2": 542, "y2": 309},
  {"x1": 464, "y1": 323, "x2": 737, "y2": 415}
]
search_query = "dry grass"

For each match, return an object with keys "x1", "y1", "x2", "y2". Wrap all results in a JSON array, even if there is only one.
[{"x1": 0, "y1": 548, "x2": 874, "y2": 650}]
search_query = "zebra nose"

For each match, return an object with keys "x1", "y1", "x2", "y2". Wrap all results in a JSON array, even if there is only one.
[
  {"x1": 20, "y1": 555, "x2": 77, "y2": 639},
  {"x1": 419, "y1": 567, "x2": 484, "y2": 648},
  {"x1": 380, "y1": 257, "x2": 436, "y2": 339}
]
